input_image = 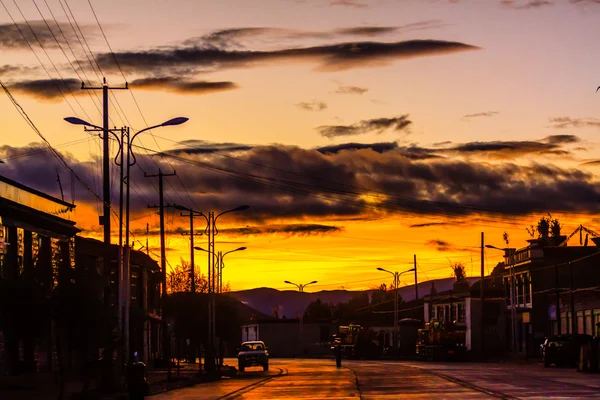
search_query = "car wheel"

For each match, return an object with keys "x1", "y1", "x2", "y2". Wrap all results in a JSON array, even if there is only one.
[{"x1": 263, "y1": 363, "x2": 269, "y2": 371}]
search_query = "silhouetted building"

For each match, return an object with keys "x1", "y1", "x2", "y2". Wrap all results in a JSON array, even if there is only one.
[
  {"x1": 0, "y1": 174, "x2": 79, "y2": 375},
  {"x1": 500, "y1": 239, "x2": 600, "y2": 357},
  {"x1": 75, "y1": 237, "x2": 163, "y2": 366},
  {"x1": 423, "y1": 277, "x2": 506, "y2": 358}
]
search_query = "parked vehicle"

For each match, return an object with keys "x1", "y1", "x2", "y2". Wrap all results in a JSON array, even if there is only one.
[
  {"x1": 416, "y1": 319, "x2": 467, "y2": 361},
  {"x1": 237, "y1": 340, "x2": 269, "y2": 372},
  {"x1": 541, "y1": 334, "x2": 593, "y2": 368},
  {"x1": 331, "y1": 324, "x2": 381, "y2": 360}
]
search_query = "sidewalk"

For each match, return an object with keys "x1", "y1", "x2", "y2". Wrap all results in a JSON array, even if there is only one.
[{"x1": 0, "y1": 362, "x2": 237, "y2": 400}]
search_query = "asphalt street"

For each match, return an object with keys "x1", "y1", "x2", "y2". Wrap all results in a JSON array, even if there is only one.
[{"x1": 150, "y1": 358, "x2": 600, "y2": 399}]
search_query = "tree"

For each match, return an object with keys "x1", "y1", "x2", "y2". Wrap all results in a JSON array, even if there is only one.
[
  {"x1": 303, "y1": 298, "x2": 333, "y2": 321},
  {"x1": 450, "y1": 262, "x2": 466, "y2": 281},
  {"x1": 525, "y1": 214, "x2": 562, "y2": 241},
  {"x1": 167, "y1": 258, "x2": 208, "y2": 293}
]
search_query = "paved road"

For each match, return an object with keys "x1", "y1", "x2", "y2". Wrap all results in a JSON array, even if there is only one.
[{"x1": 151, "y1": 358, "x2": 600, "y2": 399}]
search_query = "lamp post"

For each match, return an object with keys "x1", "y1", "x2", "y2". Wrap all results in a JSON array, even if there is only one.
[
  {"x1": 284, "y1": 280, "x2": 317, "y2": 356},
  {"x1": 376, "y1": 267, "x2": 415, "y2": 358},
  {"x1": 64, "y1": 116, "x2": 188, "y2": 371},
  {"x1": 486, "y1": 244, "x2": 517, "y2": 353},
  {"x1": 197, "y1": 205, "x2": 249, "y2": 374},
  {"x1": 175, "y1": 204, "x2": 208, "y2": 293},
  {"x1": 195, "y1": 246, "x2": 247, "y2": 293},
  {"x1": 284, "y1": 280, "x2": 318, "y2": 293}
]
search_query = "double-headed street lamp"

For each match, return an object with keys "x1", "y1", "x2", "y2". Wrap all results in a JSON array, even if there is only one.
[
  {"x1": 486, "y1": 244, "x2": 517, "y2": 353},
  {"x1": 197, "y1": 205, "x2": 249, "y2": 374},
  {"x1": 376, "y1": 267, "x2": 415, "y2": 358},
  {"x1": 64, "y1": 116, "x2": 188, "y2": 367},
  {"x1": 284, "y1": 280, "x2": 318, "y2": 293},
  {"x1": 195, "y1": 246, "x2": 247, "y2": 293}
]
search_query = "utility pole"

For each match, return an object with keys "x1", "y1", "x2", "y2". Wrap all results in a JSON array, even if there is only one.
[
  {"x1": 413, "y1": 254, "x2": 418, "y2": 300},
  {"x1": 146, "y1": 169, "x2": 176, "y2": 380},
  {"x1": 480, "y1": 232, "x2": 485, "y2": 358},
  {"x1": 82, "y1": 79, "x2": 127, "y2": 385},
  {"x1": 207, "y1": 211, "x2": 216, "y2": 374},
  {"x1": 176, "y1": 208, "x2": 197, "y2": 293}
]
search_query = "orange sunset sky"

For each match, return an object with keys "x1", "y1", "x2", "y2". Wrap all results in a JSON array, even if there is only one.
[{"x1": 2, "y1": 0, "x2": 600, "y2": 291}]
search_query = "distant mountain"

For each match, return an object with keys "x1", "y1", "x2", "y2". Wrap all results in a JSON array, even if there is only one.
[{"x1": 229, "y1": 277, "x2": 480, "y2": 319}]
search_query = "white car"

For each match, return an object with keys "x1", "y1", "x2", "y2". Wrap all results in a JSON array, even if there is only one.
[{"x1": 237, "y1": 340, "x2": 269, "y2": 372}]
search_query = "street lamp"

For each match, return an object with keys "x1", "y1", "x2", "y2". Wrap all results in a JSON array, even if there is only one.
[
  {"x1": 284, "y1": 280, "x2": 318, "y2": 354},
  {"x1": 486, "y1": 244, "x2": 517, "y2": 353},
  {"x1": 377, "y1": 267, "x2": 415, "y2": 358},
  {"x1": 202, "y1": 205, "x2": 249, "y2": 373},
  {"x1": 64, "y1": 115, "x2": 188, "y2": 372},
  {"x1": 284, "y1": 280, "x2": 318, "y2": 293},
  {"x1": 194, "y1": 246, "x2": 247, "y2": 293}
]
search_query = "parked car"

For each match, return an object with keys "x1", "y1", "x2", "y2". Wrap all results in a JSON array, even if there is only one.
[
  {"x1": 541, "y1": 334, "x2": 593, "y2": 368},
  {"x1": 237, "y1": 340, "x2": 269, "y2": 372}
]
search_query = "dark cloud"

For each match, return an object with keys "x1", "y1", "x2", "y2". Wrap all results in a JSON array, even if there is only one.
[
  {"x1": 6, "y1": 136, "x2": 600, "y2": 226},
  {"x1": 425, "y1": 239, "x2": 453, "y2": 251},
  {"x1": 543, "y1": 135, "x2": 580, "y2": 144},
  {"x1": 295, "y1": 100, "x2": 327, "y2": 111},
  {"x1": 185, "y1": 21, "x2": 446, "y2": 50},
  {"x1": 395, "y1": 145, "x2": 443, "y2": 160},
  {"x1": 549, "y1": 117, "x2": 600, "y2": 129},
  {"x1": 0, "y1": 64, "x2": 39, "y2": 76},
  {"x1": 159, "y1": 140, "x2": 253, "y2": 156},
  {"x1": 448, "y1": 140, "x2": 561, "y2": 158},
  {"x1": 335, "y1": 85, "x2": 368, "y2": 95},
  {"x1": 433, "y1": 141, "x2": 452, "y2": 147},
  {"x1": 501, "y1": 0, "x2": 554, "y2": 9},
  {"x1": 96, "y1": 39, "x2": 480, "y2": 75},
  {"x1": 330, "y1": 0, "x2": 368, "y2": 7},
  {"x1": 130, "y1": 76, "x2": 238, "y2": 95},
  {"x1": 317, "y1": 115, "x2": 412, "y2": 138},
  {"x1": 410, "y1": 222, "x2": 454, "y2": 228},
  {"x1": 436, "y1": 135, "x2": 581, "y2": 159},
  {"x1": 0, "y1": 21, "x2": 96, "y2": 50},
  {"x1": 569, "y1": 0, "x2": 600, "y2": 4},
  {"x1": 316, "y1": 142, "x2": 398, "y2": 154},
  {"x1": 7, "y1": 78, "x2": 82, "y2": 101},
  {"x1": 335, "y1": 27, "x2": 398, "y2": 36},
  {"x1": 461, "y1": 111, "x2": 498, "y2": 120},
  {"x1": 220, "y1": 224, "x2": 342, "y2": 237}
]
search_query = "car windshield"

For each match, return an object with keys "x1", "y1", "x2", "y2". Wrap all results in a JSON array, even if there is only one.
[{"x1": 242, "y1": 343, "x2": 264, "y2": 351}]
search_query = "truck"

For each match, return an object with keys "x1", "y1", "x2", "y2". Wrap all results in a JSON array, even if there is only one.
[
  {"x1": 416, "y1": 319, "x2": 467, "y2": 361},
  {"x1": 332, "y1": 324, "x2": 381, "y2": 360}
]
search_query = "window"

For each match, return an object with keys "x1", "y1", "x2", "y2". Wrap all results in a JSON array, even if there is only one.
[
  {"x1": 577, "y1": 311, "x2": 584, "y2": 334},
  {"x1": 585, "y1": 310, "x2": 593, "y2": 336},
  {"x1": 560, "y1": 312, "x2": 567, "y2": 334},
  {"x1": 516, "y1": 275, "x2": 524, "y2": 306},
  {"x1": 524, "y1": 273, "x2": 532, "y2": 306},
  {"x1": 457, "y1": 303, "x2": 465, "y2": 323},
  {"x1": 567, "y1": 312, "x2": 573, "y2": 334},
  {"x1": 594, "y1": 309, "x2": 600, "y2": 336}
]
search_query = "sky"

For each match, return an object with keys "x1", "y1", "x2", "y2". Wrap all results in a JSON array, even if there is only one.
[{"x1": 2, "y1": 0, "x2": 600, "y2": 292}]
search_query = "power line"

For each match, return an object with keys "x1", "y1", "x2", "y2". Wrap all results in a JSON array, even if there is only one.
[
  {"x1": 0, "y1": 0, "x2": 78, "y2": 115},
  {"x1": 10, "y1": 0, "x2": 91, "y2": 120}
]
